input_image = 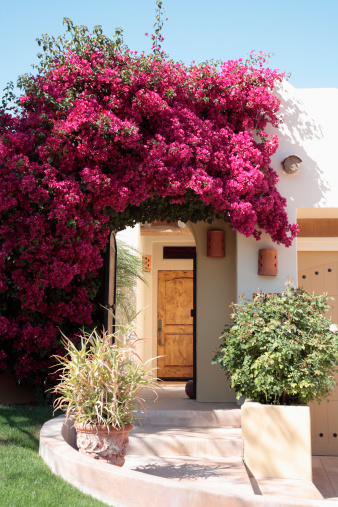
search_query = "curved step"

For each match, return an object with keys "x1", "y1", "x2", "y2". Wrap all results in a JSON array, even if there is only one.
[
  {"x1": 124, "y1": 454, "x2": 252, "y2": 495},
  {"x1": 135, "y1": 404, "x2": 241, "y2": 427},
  {"x1": 128, "y1": 425, "x2": 243, "y2": 457},
  {"x1": 41, "y1": 416, "x2": 330, "y2": 507}
]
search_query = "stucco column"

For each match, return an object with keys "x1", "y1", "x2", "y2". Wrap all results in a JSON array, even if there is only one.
[{"x1": 188, "y1": 220, "x2": 237, "y2": 402}]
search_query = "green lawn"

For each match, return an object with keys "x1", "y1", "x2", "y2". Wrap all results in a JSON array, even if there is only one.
[{"x1": 0, "y1": 405, "x2": 108, "y2": 507}]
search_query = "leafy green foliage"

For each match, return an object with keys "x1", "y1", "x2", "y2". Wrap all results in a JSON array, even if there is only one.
[
  {"x1": 212, "y1": 280, "x2": 338, "y2": 405},
  {"x1": 52, "y1": 326, "x2": 158, "y2": 428}
]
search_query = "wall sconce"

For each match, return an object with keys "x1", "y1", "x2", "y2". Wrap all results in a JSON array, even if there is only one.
[
  {"x1": 258, "y1": 248, "x2": 277, "y2": 276},
  {"x1": 282, "y1": 155, "x2": 302, "y2": 174},
  {"x1": 207, "y1": 230, "x2": 225, "y2": 257},
  {"x1": 142, "y1": 254, "x2": 151, "y2": 272}
]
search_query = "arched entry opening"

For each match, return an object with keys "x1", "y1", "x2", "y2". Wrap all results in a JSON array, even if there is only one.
[
  {"x1": 104, "y1": 217, "x2": 238, "y2": 403},
  {"x1": 106, "y1": 221, "x2": 197, "y2": 393},
  {"x1": 140, "y1": 222, "x2": 196, "y2": 384}
]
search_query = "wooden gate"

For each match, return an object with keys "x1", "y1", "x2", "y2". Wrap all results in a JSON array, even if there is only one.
[{"x1": 298, "y1": 252, "x2": 338, "y2": 454}]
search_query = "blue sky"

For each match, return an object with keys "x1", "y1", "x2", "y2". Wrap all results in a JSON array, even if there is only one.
[{"x1": 1, "y1": 0, "x2": 337, "y2": 99}]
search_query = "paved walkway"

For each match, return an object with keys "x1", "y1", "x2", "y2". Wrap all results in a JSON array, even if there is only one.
[
  {"x1": 39, "y1": 383, "x2": 338, "y2": 506},
  {"x1": 131, "y1": 384, "x2": 338, "y2": 503}
]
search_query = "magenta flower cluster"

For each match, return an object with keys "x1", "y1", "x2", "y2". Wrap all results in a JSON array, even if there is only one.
[{"x1": 0, "y1": 48, "x2": 298, "y2": 385}]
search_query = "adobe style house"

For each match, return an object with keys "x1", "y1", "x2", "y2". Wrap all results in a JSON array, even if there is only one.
[{"x1": 115, "y1": 82, "x2": 338, "y2": 454}]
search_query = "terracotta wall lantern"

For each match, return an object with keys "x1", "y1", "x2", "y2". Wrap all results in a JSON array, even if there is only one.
[
  {"x1": 258, "y1": 248, "x2": 277, "y2": 276},
  {"x1": 207, "y1": 230, "x2": 225, "y2": 257}
]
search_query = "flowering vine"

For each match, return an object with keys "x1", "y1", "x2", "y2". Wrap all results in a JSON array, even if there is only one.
[{"x1": 0, "y1": 15, "x2": 298, "y2": 388}]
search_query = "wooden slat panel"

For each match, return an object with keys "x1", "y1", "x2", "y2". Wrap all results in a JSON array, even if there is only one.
[
  {"x1": 310, "y1": 265, "x2": 325, "y2": 294},
  {"x1": 323, "y1": 262, "x2": 338, "y2": 294},
  {"x1": 298, "y1": 252, "x2": 338, "y2": 455},
  {"x1": 298, "y1": 219, "x2": 338, "y2": 237},
  {"x1": 298, "y1": 267, "x2": 312, "y2": 293},
  {"x1": 328, "y1": 401, "x2": 338, "y2": 447},
  {"x1": 309, "y1": 400, "x2": 329, "y2": 444}
]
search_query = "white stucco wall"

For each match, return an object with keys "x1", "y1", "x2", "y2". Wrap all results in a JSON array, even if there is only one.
[{"x1": 237, "y1": 83, "x2": 338, "y2": 298}]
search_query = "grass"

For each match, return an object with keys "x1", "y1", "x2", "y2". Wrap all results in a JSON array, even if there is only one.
[{"x1": 0, "y1": 404, "x2": 109, "y2": 507}]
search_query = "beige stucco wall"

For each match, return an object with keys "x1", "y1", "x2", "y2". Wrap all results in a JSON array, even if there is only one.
[
  {"x1": 242, "y1": 402, "x2": 312, "y2": 480},
  {"x1": 188, "y1": 220, "x2": 237, "y2": 402}
]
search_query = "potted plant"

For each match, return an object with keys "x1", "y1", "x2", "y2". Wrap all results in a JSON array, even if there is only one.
[
  {"x1": 52, "y1": 325, "x2": 158, "y2": 466},
  {"x1": 212, "y1": 279, "x2": 338, "y2": 480}
]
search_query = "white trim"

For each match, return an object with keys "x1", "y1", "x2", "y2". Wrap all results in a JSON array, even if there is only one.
[{"x1": 297, "y1": 237, "x2": 338, "y2": 251}]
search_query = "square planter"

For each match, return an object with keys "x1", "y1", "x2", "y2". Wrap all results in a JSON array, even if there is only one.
[{"x1": 241, "y1": 401, "x2": 312, "y2": 481}]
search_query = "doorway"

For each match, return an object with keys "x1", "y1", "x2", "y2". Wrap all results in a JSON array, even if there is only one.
[{"x1": 157, "y1": 270, "x2": 194, "y2": 379}]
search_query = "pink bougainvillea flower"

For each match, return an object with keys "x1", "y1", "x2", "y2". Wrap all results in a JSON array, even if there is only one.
[{"x1": 0, "y1": 26, "x2": 296, "y2": 385}]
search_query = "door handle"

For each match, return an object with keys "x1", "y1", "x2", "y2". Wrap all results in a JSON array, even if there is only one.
[{"x1": 158, "y1": 319, "x2": 163, "y2": 346}]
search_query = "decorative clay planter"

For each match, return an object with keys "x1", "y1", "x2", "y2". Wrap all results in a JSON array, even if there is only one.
[{"x1": 75, "y1": 422, "x2": 133, "y2": 466}]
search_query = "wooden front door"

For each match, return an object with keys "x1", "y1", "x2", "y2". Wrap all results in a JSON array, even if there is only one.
[{"x1": 157, "y1": 270, "x2": 194, "y2": 379}]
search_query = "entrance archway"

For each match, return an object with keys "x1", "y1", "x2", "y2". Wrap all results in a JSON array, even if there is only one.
[
  {"x1": 110, "y1": 218, "x2": 238, "y2": 403},
  {"x1": 114, "y1": 221, "x2": 197, "y2": 389}
]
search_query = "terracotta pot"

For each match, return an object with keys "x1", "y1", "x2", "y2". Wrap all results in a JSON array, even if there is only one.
[{"x1": 75, "y1": 422, "x2": 133, "y2": 466}]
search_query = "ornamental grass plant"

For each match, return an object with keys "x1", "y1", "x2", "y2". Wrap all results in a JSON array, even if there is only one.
[
  {"x1": 212, "y1": 280, "x2": 338, "y2": 405},
  {"x1": 52, "y1": 326, "x2": 158, "y2": 428}
]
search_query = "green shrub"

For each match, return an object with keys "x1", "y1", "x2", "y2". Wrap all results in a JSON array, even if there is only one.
[{"x1": 212, "y1": 280, "x2": 338, "y2": 405}]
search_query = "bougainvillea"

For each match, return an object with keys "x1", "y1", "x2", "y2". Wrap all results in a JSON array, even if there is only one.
[{"x1": 0, "y1": 13, "x2": 298, "y2": 388}]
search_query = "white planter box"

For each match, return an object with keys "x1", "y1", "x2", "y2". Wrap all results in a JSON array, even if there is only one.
[{"x1": 241, "y1": 401, "x2": 312, "y2": 481}]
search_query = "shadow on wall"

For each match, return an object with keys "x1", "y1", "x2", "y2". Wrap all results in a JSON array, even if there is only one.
[
  {"x1": 277, "y1": 85, "x2": 324, "y2": 143},
  {"x1": 270, "y1": 84, "x2": 331, "y2": 207}
]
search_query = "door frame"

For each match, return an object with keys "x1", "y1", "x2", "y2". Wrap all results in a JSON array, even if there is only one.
[{"x1": 193, "y1": 251, "x2": 197, "y2": 398}]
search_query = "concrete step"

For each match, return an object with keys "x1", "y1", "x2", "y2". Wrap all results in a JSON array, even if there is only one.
[
  {"x1": 128, "y1": 425, "x2": 243, "y2": 458},
  {"x1": 124, "y1": 454, "x2": 254, "y2": 497},
  {"x1": 135, "y1": 403, "x2": 241, "y2": 427}
]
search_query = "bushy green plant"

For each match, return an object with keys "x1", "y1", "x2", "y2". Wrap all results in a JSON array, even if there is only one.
[
  {"x1": 212, "y1": 280, "x2": 338, "y2": 405},
  {"x1": 52, "y1": 326, "x2": 157, "y2": 428}
]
